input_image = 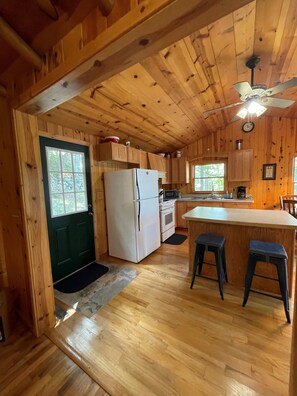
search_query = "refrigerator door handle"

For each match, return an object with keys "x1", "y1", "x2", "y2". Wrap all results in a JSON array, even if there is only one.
[
  {"x1": 138, "y1": 201, "x2": 141, "y2": 231},
  {"x1": 136, "y1": 169, "x2": 140, "y2": 201}
]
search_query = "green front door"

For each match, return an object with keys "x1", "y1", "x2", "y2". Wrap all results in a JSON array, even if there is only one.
[{"x1": 40, "y1": 137, "x2": 95, "y2": 282}]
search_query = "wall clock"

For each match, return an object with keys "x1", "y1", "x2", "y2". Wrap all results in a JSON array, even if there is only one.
[{"x1": 242, "y1": 121, "x2": 255, "y2": 133}]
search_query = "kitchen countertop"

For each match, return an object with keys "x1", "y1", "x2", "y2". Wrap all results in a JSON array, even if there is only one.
[
  {"x1": 177, "y1": 196, "x2": 254, "y2": 203},
  {"x1": 182, "y1": 206, "x2": 297, "y2": 229}
]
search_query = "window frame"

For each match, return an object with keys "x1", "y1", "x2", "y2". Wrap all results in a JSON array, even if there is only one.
[
  {"x1": 191, "y1": 159, "x2": 227, "y2": 194},
  {"x1": 45, "y1": 146, "x2": 88, "y2": 218}
]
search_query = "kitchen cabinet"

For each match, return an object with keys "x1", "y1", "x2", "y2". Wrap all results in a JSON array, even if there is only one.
[
  {"x1": 139, "y1": 151, "x2": 148, "y2": 169},
  {"x1": 171, "y1": 158, "x2": 189, "y2": 184},
  {"x1": 176, "y1": 201, "x2": 188, "y2": 228},
  {"x1": 147, "y1": 153, "x2": 170, "y2": 183},
  {"x1": 228, "y1": 149, "x2": 253, "y2": 182},
  {"x1": 99, "y1": 142, "x2": 127, "y2": 162},
  {"x1": 127, "y1": 147, "x2": 140, "y2": 164}
]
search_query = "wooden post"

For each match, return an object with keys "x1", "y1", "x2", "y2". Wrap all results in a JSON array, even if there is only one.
[{"x1": 0, "y1": 16, "x2": 42, "y2": 69}]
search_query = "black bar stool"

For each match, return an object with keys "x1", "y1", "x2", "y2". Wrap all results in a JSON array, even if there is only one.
[
  {"x1": 190, "y1": 233, "x2": 227, "y2": 300},
  {"x1": 242, "y1": 240, "x2": 291, "y2": 323}
]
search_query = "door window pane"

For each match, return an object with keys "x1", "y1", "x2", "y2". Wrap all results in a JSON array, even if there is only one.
[
  {"x1": 63, "y1": 173, "x2": 74, "y2": 192},
  {"x1": 52, "y1": 194, "x2": 65, "y2": 216},
  {"x1": 76, "y1": 192, "x2": 87, "y2": 211},
  {"x1": 61, "y1": 151, "x2": 73, "y2": 172},
  {"x1": 46, "y1": 147, "x2": 88, "y2": 218},
  {"x1": 64, "y1": 193, "x2": 76, "y2": 213},
  {"x1": 73, "y1": 153, "x2": 83, "y2": 173},
  {"x1": 50, "y1": 173, "x2": 62, "y2": 193},
  {"x1": 74, "y1": 173, "x2": 85, "y2": 192},
  {"x1": 47, "y1": 150, "x2": 61, "y2": 171}
]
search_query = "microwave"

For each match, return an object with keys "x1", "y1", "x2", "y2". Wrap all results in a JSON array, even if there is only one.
[{"x1": 164, "y1": 189, "x2": 179, "y2": 200}]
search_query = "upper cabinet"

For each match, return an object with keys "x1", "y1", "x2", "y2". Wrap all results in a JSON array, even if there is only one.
[
  {"x1": 147, "y1": 153, "x2": 170, "y2": 184},
  {"x1": 127, "y1": 147, "x2": 140, "y2": 164},
  {"x1": 99, "y1": 142, "x2": 128, "y2": 162},
  {"x1": 171, "y1": 158, "x2": 189, "y2": 184},
  {"x1": 228, "y1": 149, "x2": 253, "y2": 182},
  {"x1": 139, "y1": 151, "x2": 148, "y2": 169}
]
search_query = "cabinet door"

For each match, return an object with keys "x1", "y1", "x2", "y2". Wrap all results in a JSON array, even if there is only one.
[
  {"x1": 171, "y1": 158, "x2": 189, "y2": 184},
  {"x1": 228, "y1": 149, "x2": 252, "y2": 181},
  {"x1": 115, "y1": 144, "x2": 128, "y2": 161},
  {"x1": 175, "y1": 202, "x2": 188, "y2": 228},
  {"x1": 127, "y1": 147, "x2": 140, "y2": 164},
  {"x1": 99, "y1": 142, "x2": 127, "y2": 162},
  {"x1": 164, "y1": 159, "x2": 171, "y2": 184},
  {"x1": 171, "y1": 158, "x2": 180, "y2": 183},
  {"x1": 139, "y1": 151, "x2": 148, "y2": 169}
]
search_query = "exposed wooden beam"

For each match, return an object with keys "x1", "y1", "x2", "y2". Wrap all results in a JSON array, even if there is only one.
[
  {"x1": 0, "y1": 16, "x2": 42, "y2": 70},
  {"x1": 98, "y1": 0, "x2": 115, "y2": 16},
  {"x1": 0, "y1": 84, "x2": 7, "y2": 97},
  {"x1": 15, "y1": 0, "x2": 253, "y2": 114},
  {"x1": 35, "y1": 0, "x2": 58, "y2": 20}
]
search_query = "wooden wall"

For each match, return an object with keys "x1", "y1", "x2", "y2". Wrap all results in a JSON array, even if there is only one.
[
  {"x1": 181, "y1": 116, "x2": 297, "y2": 209},
  {"x1": 0, "y1": 98, "x2": 32, "y2": 327}
]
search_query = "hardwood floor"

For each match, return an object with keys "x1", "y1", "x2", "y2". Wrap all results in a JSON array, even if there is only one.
[
  {"x1": 46, "y1": 231, "x2": 293, "y2": 396},
  {"x1": 0, "y1": 322, "x2": 109, "y2": 395}
]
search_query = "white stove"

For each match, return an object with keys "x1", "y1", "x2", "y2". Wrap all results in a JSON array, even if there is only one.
[{"x1": 159, "y1": 199, "x2": 176, "y2": 242}]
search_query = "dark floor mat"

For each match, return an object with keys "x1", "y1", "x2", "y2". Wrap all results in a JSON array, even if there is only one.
[
  {"x1": 54, "y1": 262, "x2": 109, "y2": 293},
  {"x1": 163, "y1": 234, "x2": 187, "y2": 245}
]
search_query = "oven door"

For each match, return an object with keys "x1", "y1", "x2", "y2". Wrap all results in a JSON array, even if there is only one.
[{"x1": 160, "y1": 206, "x2": 175, "y2": 232}]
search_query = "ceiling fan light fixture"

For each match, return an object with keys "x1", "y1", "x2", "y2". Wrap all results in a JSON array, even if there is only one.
[
  {"x1": 247, "y1": 101, "x2": 267, "y2": 116},
  {"x1": 236, "y1": 107, "x2": 248, "y2": 119}
]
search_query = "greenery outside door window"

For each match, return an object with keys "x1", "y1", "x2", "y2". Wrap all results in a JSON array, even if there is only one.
[
  {"x1": 46, "y1": 147, "x2": 88, "y2": 217},
  {"x1": 193, "y1": 162, "x2": 226, "y2": 192}
]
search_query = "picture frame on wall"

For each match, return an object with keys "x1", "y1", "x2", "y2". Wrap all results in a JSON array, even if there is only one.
[{"x1": 262, "y1": 163, "x2": 276, "y2": 180}]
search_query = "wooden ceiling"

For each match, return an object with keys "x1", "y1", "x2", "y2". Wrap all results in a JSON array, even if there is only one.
[{"x1": 3, "y1": 0, "x2": 297, "y2": 154}]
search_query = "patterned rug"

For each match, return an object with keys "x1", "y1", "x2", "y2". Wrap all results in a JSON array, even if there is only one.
[{"x1": 54, "y1": 262, "x2": 139, "y2": 318}]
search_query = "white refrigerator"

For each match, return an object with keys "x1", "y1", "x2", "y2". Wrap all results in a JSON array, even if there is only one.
[{"x1": 104, "y1": 168, "x2": 161, "y2": 263}]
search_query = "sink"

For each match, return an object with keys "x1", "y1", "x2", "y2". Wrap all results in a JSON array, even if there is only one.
[{"x1": 203, "y1": 196, "x2": 223, "y2": 200}]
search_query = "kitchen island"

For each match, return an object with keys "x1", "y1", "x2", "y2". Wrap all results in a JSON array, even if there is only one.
[{"x1": 183, "y1": 207, "x2": 297, "y2": 296}]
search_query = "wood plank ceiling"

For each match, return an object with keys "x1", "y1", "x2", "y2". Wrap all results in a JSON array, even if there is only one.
[{"x1": 4, "y1": 0, "x2": 297, "y2": 154}]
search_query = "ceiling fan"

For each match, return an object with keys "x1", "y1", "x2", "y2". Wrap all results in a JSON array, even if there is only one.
[{"x1": 203, "y1": 56, "x2": 297, "y2": 122}]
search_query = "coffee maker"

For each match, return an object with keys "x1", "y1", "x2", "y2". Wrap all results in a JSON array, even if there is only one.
[{"x1": 237, "y1": 186, "x2": 246, "y2": 199}]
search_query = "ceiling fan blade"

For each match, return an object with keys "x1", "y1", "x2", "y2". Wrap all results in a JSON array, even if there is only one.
[
  {"x1": 203, "y1": 102, "x2": 242, "y2": 116},
  {"x1": 264, "y1": 77, "x2": 297, "y2": 96},
  {"x1": 233, "y1": 82, "x2": 253, "y2": 99},
  {"x1": 260, "y1": 97, "x2": 295, "y2": 108}
]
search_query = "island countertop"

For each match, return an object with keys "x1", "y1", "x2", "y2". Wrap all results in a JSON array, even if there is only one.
[{"x1": 183, "y1": 206, "x2": 297, "y2": 229}]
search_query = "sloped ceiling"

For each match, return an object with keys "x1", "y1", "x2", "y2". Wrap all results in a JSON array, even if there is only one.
[{"x1": 3, "y1": 0, "x2": 297, "y2": 154}]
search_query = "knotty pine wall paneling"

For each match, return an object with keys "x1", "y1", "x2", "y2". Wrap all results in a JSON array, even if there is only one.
[
  {"x1": 0, "y1": 98, "x2": 32, "y2": 327},
  {"x1": 181, "y1": 116, "x2": 297, "y2": 209},
  {"x1": 13, "y1": 111, "x2": 56, "y2": 336}
]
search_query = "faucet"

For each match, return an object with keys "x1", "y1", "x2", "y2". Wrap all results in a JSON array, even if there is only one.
[{"x1": 211, "y1": 185, "x2": 215, "y2": 198}]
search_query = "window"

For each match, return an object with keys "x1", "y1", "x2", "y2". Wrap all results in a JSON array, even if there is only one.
[
  {"x1": 46, "y1": 147, "x2": 88, "y2": 217},
  {"x1": 193, "y1": 162, "x2": 225, "y2": 192}
]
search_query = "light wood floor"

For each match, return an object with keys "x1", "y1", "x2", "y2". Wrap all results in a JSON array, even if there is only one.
[
  {"x1": 0, "y1": 322, "x2": 109, "y2": 395},
  {"x1": 46, "y1": 231, "x2": 293, "y2": 396}
]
